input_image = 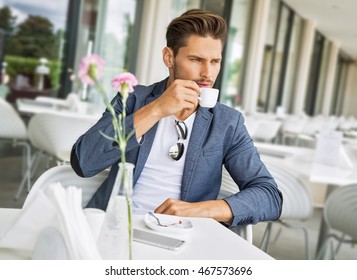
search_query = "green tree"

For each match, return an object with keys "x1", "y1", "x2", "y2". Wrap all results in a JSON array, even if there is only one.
[
  {"x1": 0, "y1": 6, "x2": 17, "y2": 34},
  {"x1": 6, "y1": 15, "x2": 59, "y2": 60}
]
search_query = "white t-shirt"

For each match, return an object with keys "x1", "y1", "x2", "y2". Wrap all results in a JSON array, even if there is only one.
[{"x1": 132, "y1": 113, "x2": 196, "y2": 214}]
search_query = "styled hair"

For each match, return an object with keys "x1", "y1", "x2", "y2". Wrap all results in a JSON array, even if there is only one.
[{"x1": 166, "y1": 9, "x2": 227, "y2": 56}]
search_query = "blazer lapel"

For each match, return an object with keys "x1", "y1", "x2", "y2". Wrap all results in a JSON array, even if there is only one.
[{"x1": 181, "y1": 108, "x2": 213, "y2": 200}]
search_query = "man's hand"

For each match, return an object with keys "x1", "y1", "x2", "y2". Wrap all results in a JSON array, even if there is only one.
[
  {"x1": 154, "y1": 198, "x2": 233, "y2": 223},
  {"x1": 154, "y1": 79, "x2": 200, "y2": 118},
  {"x1": 134, "y1": 79, "x2": 200, "y2": 138}
]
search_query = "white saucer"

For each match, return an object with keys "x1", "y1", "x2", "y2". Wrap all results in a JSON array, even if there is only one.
[{"x1": 144, "y1": 213, "x2": 193, "y2": 235}]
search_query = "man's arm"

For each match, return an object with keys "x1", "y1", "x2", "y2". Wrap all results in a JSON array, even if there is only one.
[
  {"x1": 154, "y1": 198, "x2": 233, "y2": 223},
  {"x1": 154, "y1": 110, "x2": 282, "y2": 226},
  {"x1": 71, "y1": 79, "x2": 200, "y2": 177}
]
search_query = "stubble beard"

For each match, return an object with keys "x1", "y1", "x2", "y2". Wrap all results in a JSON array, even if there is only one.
[{"x1": 172, "y1": 61, "x2": 214, "y2": 85}]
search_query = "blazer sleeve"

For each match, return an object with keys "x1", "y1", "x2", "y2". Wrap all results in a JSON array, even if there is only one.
[
  {"x1": 222, "y1": 114, "x2": 283, "y2": 226},
  {"x1": 71, "y1": 93, "x2": 140, "y2": 177}
]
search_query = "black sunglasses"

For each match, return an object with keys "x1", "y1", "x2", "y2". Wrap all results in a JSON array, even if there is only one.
[{"x1": 168, "y1": 121, "x2": 187, "y2": 161}]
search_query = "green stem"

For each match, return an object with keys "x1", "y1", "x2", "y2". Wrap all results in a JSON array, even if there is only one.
[
  {"x1": 126, "y1": 193, "x2": 132, "y2": 260},
  {"x1": 95, "y1": 79, "x2": 133, "y2": 259},
  {"x1": 95, "y1": 81, "x2": 128, "y2": 163},
  {"x1": 119, "y1": 163, "x2": 132, "y2": 260}
]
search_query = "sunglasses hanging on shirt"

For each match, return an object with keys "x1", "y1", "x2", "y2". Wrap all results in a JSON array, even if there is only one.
[{"x1": 169, "y1": 120, "x2": 187, "y2": 161}]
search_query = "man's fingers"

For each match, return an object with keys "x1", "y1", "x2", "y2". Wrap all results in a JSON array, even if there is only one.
[
  {"x1": 154, "y1": 198, "x2": 182, "y2": 215},
  {"x1": 154, "y1": 198, "x2": 174, "y2": 214}
]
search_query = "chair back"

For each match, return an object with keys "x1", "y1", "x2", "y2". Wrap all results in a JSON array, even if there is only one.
[
  {"x1": 218, "y1": 167, "x2": 253, "y2": 243},
  {"x1": 252, "y1": 120, "x2": 282, "y2": 143},
  {"x1": 243, "y1": 116, "x2": 259, "y2": 137},
  {"x1": 28, "y1": 111, "x2": 98, "y2": 162},
  {"x1": 265, "y1": 163, "x2": 313, "y2": 220},
  {"x1": 323, "y1": 185, "x2": 357, "y2": 240},
  {"x1": 220, "y1": 167, "x2": 239, "y2": 194},
  {"x1": 0, "y1": 99, "x2": 27, "y2": 140},
  {"x1": 24, "y1": 165, "x2": 108, "y2": 209},
  {"x1": 301, "y1": 115, "x2": 324, "y2": 136},
  {"x1": 282, "y1": 116, "x2": 307, "y2": 135}
]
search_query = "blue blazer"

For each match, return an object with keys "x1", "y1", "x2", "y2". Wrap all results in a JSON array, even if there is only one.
[{"x1": 71, "y1": 78, "x2": 282, "y2": 227}]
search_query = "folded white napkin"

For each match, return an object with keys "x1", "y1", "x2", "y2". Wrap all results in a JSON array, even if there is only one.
[{"x1": 0, "y1": 182, "x2": 101, "y2": 260}]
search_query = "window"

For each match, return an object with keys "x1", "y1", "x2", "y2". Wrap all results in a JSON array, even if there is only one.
[
  {"x1": 218, "y1": 0, "x2": 250, "y2": 107},
  {"x1": 258, "y1": 1, "x2": 303, "y2": 113},
  {"x1": 0, "y1": 0, "x2": 69, "y2": 101},
  {"x1": 304, "y1": 32, "x2": 325, "y2": 116},
  {"x1": 330, "y1": 53, "x2": 351, "y2": 116},
  {"x1": 170, "y1": 0, "x2": 200, "y2": 17},
  {"x1": 87, "y1": 0, "x2": 141, "y2": 102},
  {"x1": 312, "y1": 39, "x2": 330, "y2": 115}
]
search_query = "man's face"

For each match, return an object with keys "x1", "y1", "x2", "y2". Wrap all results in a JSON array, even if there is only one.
[{"x1": 172, "y1": 35, "x2": 222, "y2": 88}]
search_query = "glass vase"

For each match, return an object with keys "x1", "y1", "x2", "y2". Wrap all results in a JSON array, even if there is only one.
[
  {"x1": 80, "y1": 84, "x2": 89, "y2": 101},
  {"x1": 97, "y1": 162, "x2": 134, "y2": 260}
]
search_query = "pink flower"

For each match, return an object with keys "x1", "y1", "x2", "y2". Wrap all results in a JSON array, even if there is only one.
[
  {"x1": 78, "y1": 54, "x2": 105, "y2": 85},
  {"x1": 77, "y1": 54, "x2": 138, "y2": 161},
  {"x1": 111, "y1": 72, "x2": 138, "y2": 94}
]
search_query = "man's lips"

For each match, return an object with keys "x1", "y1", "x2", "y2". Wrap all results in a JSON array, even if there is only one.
[{"x1": 197, "y1": 82, "x2": 212, "y2": 87}]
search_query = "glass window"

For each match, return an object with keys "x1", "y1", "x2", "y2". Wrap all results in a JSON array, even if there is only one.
[
  {"x1": 258, "y1": 1, "x2": 303, "y2": 114},
  {"x1": 89, "y1": 0, "x2": 139, "y2": 98},
  {"x1": 170, "y1": 0, "x2": 200, "y2": 17},
  {"x1": 305, "y1": 32, "x2": 325, "y2": 116},
  {"x1": 0, "y1": 0, "x2": 69, "y2": 101},
  {"x1": 74, "y1": 0, "x2": 140, "y2": 103},
  {"x1": 258, "y1": 0, "x2": 279, "y2": 112},
  {"x1": 258, "y1": 0, "x2": 281, "y2": 112},
  {"x1": 267, "y1": 4, "x2": 290, "y2": 113},
  {"x1": 330, "y1": 53, "x2": 351, "y2": 116},
  {"x1": 281, "y1": 14, "x2": 303, "y2": 113},
  {"x1": 313, "y1": 39, "x2": 330, "y2": 115},
  {"x1": 219, "y1": 0, "x2": 250, "y2": 108}
]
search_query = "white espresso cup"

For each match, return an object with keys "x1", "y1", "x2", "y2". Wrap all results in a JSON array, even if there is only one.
[{"x1": 198, "y1": 87, "x2": 219, "y2": 108}]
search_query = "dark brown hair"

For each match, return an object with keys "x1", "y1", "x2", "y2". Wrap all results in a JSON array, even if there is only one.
[{"x1": 166, "y1": 9, "x2": 227, "y2": 56}]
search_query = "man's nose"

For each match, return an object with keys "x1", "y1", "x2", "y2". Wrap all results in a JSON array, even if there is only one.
[{"x1": 201, "y1": 62, "x2": 213, "y2": 79}]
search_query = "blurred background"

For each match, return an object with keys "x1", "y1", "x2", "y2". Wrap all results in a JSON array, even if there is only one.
[{"x1": 1, "y1": 0, "x2": 357, "y2": 260}]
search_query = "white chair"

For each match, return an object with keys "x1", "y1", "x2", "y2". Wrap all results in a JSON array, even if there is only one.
[
  {"x1": 297, "y1": 115, "x2": 324, "y2": 147},
  {"x1": 218, "y1": 167, "x2": 253, "y2": 243},
  {"x1": 0, "y1": 99, "x2": 32, "y2": 199},
  {"x1": 27, "y1": 111, "x2": 98, "y2": 168},
  {"x1": 259, "y1": 162, "x2": 313, "y2": 259},
  {"x1": 281, "y1": 116, "x2": 307, "y2": 146},
  {"x1": 316, "y1": 185, "x2": 357, "y2": 259},
  {"x1": 243, "y1": 116, "x2": 260, "y2": 137},
  {"x1": 24, "y1": 165, "x2": 108, "y2": 209},
  {"x1": 251, "y1": 119, "x2": 282, "y2": 143}
]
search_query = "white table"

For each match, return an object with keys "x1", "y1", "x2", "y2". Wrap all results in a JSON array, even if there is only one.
[
  {"x1": 16, "y1": 98, "x2": 69, "y2": 114},
  {"x1": 0, "y1": 208, "x2": 273, "y2": 260},
  {"x1": 16, "y1": 97, "x2": 102, "y2": 119},
  {"x1": 255, "y1": 142, "x2": 357, "y2": 256},
  {"x1": 256, "y1": 142, "x2": 357, "y2": 186}
]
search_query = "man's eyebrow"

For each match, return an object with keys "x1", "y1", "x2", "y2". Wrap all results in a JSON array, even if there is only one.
[
  {"x1": 187, "y1": 55, "x2": 221, "y2": 61},
  {"x1": 187, "y1": 55, "x2": 202, "y2": 59}
]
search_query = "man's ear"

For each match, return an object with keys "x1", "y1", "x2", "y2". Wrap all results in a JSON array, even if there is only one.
[{"x1": 162, "y1": 47, "x2": 174, "y2": 68}]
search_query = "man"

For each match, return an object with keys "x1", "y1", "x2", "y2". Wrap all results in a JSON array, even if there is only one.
[{"x1": 71, "y1": 9, "x2": 282, "y2": 227}]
